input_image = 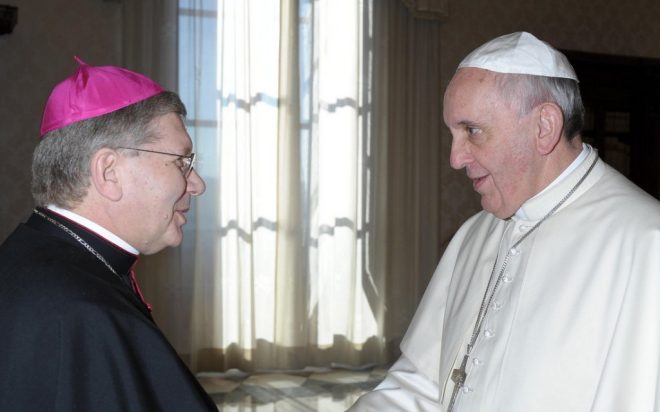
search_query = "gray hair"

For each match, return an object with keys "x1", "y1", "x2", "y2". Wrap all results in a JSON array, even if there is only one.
[
  {"x1": 496, "y1": 74, "x2": 584, "y2": 141},
  {"x1": 32, "y1": 91, "x2": 186, "y2": 208}
]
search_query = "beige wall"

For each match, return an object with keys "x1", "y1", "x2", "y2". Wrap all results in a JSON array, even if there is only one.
[
  {"x1": 0, "y1": 0, "x2": 121, "y2": 241},
  {"x1": 437, "y1": 0, "x2": 660, "y2": 245}
]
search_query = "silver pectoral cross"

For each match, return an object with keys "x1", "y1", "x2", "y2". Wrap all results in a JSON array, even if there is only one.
[{"x1": 448, "y1": 354, "x2": 469, "y2": 412}]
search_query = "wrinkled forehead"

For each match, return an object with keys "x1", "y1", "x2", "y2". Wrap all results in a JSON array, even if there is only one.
[
  {"x1": 444, "y1": 69, "x2": 500, "y2": 108},
  {"x1": 443, "y1": 68, "x2": 522, "y2": 126},
  {"x1": 445, "y1": 67, "x2": 503, "y2": 95}
]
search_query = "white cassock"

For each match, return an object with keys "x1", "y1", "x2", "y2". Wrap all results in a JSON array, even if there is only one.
[{"x1": 350, "y1": 145, "x2": 660, "y2": 411}]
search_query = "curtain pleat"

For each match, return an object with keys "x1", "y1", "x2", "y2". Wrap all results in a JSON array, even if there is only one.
[{"x1": 374, "y1": 0, "x2": 444, "y2": 359}]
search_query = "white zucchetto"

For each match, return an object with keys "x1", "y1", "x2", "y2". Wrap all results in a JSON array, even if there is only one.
[{"x1": 458, "y1": 32, "x2": 578, "y2": 81}]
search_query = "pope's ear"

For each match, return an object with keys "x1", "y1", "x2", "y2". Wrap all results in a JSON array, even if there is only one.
[
  {"x1": 536, "y1": 103, "x2": 564, "y2": 156},
  {"x1": 90, "y1": 148, "x2": 123, "y2": 201}
]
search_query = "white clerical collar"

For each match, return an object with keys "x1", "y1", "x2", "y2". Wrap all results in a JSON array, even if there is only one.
[
  {"x1": 46, "y1": 204, "x2": 139, "y2": 255},
  {"x1": 515, "y1": 143, "x2": 590, "y2": 220}
]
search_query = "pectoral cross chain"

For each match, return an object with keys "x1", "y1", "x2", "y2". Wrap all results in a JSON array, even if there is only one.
[{"x1": 448, "y1": 354, "x2": 469, "y2": 412}]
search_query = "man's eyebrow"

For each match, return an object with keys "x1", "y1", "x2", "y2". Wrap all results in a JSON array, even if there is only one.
[
  {"x1": 178, "y1": 144, "x2": 193, "y2": 155},
  {"x1": 454, "y1": 120, "x2": 480, "y2": 128}
]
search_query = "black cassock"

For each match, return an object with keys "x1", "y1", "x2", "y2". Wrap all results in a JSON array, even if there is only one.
[{"x1": 0, "y1": 208, "x2": 216, "y2": 411}]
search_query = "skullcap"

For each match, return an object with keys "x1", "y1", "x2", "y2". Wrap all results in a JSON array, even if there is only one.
[
  {"x1": 40, "y1": 56, "x2": 164, "y2": 136},
  {"x1": 458, "y1": 32, "x2": 578, "y2": 81}
]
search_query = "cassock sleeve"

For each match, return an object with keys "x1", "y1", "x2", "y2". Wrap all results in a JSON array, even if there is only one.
[
  {"x1": 0, "y1": 292, "x2": 216, "y2": 411},
  {"x1": 52, "y1": 299, "x2": 217, "y2": 411},
  {"x1": 349, "y1": 214, "x2": 485, "y2": 411},
  {"x1": 348, "y1": 354, "x2": 444, "y2": 411}
]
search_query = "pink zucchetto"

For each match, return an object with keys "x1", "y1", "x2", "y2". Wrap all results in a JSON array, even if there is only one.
[{"x1": 39, "y1": 56, "x2": 164, "y2": 137}]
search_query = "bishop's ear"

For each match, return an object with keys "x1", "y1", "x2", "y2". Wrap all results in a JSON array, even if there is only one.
[
  {"x1": 536, "y1": 102, "x2": 564, "y2": 156},
  {"x1": 90, "y1": 148, "x2": 123, "y2": 201}
]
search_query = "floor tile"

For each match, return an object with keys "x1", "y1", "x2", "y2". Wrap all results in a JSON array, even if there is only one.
[{"x1": 200, "y1": 368, "x2": 386, "y2": 411}]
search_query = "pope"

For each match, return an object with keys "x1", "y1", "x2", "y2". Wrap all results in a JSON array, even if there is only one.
[{"x1": 350, "y1": 32, "x2": 660, "y2": 411}]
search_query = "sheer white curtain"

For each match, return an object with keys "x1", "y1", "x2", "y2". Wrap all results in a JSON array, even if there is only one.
[
  {"x1": 131, "y1": 0, "x2": 445, "y2": 373},
  {"x1": 175, "y1": 0, "x2": 386, "y2": 372}
]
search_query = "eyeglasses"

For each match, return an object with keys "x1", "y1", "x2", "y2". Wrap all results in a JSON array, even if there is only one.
[{"x1": 118, "y1": 147, "x2": 196, "y2": 177}]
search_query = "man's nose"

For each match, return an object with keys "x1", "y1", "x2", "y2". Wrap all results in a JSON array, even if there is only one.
[
  {"x1": 187, "y1": 168, "x2": 206, "y2": 196},
  {"x1": 449, "y1": 138, "x2": 471, "y2": 170}
]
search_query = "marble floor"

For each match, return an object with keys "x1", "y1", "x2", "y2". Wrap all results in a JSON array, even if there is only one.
[{"x1": 197, "y1": 367, "x2": 387, "y2": 411}]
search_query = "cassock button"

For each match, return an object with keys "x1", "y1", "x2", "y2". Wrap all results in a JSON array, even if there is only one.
[
  {"x1": 492, "y1": 301, "x2": 503, "y2": 310},
  {"x1": 510, "y1": 247, "x2": 519, "y2": 255},
  {"x1": 462, "y1": 385, "x2": 473, "y2": 394},
  {"x1": 472, "y1": 357, "x2": 483, "y2": 366},
  {"x1": 503, "y1": 274, "x2": 513, "y2": 283},
  {"x1": 484, "y1": 328, "x2": 495, "y2": 338}
]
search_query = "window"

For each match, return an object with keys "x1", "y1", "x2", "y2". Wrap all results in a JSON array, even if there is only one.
[{"x1": 178, "y1": 0, "x2": 383, "y2": 371}]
